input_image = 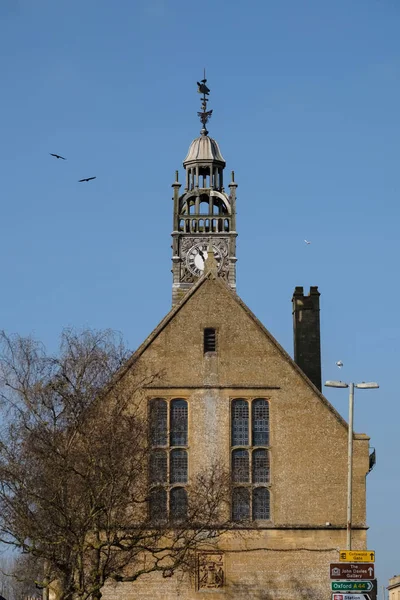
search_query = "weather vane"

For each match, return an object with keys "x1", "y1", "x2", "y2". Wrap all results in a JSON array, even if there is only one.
[{"x1": 197, "y1": 69, "x2": 212, "y2": 134}]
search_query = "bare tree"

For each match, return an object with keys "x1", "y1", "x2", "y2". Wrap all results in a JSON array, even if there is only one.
[
  {"x1": 0, "y1": 553, "x2": 42, "y2": 600},
  {"x1": 0, "y1": 554, "x2": 17, "y2": 600},
  {"x1": 0, "y1": 329, "x2": 230, "y2": 600},
  {"x1": 9, "y1": 554, "x2": 43, "y2": 600}
]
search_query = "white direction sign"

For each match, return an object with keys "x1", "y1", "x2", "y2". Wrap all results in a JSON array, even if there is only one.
[{"x1": 332, "y1": 595, "x2": 372, "y2": 600}]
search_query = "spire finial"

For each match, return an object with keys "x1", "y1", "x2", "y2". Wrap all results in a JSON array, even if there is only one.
[{"x1": 196, "y1": 69, "x2": 213, "y2": 135}]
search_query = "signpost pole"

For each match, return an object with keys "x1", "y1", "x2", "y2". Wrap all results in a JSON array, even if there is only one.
[{"x1": 347, "y1": 383, "x2": 355, "y2": 550}]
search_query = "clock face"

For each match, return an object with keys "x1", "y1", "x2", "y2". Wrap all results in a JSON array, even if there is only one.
[{"x1": 186, "y1": 243, "x2": 222, "y2": 277}]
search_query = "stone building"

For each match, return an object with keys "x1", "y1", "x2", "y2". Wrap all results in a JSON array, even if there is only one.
[
  {"x1": 388, "y1": 576, "x2": 400, "y2": 600},
  {"x1": 102, "y1": 79, "x2": 372, "y2": 600}
]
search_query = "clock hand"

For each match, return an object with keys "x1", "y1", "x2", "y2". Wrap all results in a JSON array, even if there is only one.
[{"x1": 198, "y1": 249, "x2": 205, "y2": 260}]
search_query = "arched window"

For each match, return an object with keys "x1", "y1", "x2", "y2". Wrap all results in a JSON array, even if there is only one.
[
  {"x1": 232, "y1": 488, "x2": 250, "y2": 521},
  {"x1": 170, "y1": 487, "x2": 188, "y2": 521},
  {"x1": 170, "y1": 399, "x2": 188, "y2": 446},
  {"x1": 150, "y1": 399, "x2": 167, "y2": 446},
  {"x1": 212, "y1": 198, "x2": 228, "y2": 215},
  {"x1": 231, "y1": 399, "x2": 249, "y2": 446},
  {"x1": 252, "y1": 487, "x2": 270, "y2": 520},
  {"x1": 252, "y1": 449, "x2": 269, "y2": 483},
  {"x1": 149, "y1": 487, "x2": 167, "y2": 522},
  {"x1": 232, "y1": 449, "x2": 249, "y2": 483},
  {"x1": 252, "y1": 399, "x2": 269, "y2": 446},
  {"x1": 170, "y1": 449, "x2": 188, "y2": 483},
  {"x1": 150, "y1": 450, "x2": 167, "y2": 484},
  {"x1": 199, "y1": 200, "x2": 209, "y2": 214}
]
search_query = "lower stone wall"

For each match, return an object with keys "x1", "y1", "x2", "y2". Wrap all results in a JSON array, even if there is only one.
[{"x1": 101, "y1": 528, "x2": 367, "y2": 600}]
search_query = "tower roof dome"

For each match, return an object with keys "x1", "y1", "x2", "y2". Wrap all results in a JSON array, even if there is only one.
[{"x1": 183, "y1": 133, "x2": 225, "y2": 167}]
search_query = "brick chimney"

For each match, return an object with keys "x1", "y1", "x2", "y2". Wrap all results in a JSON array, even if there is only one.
[{"x1": 292, "y1": 286, "x2": 322, "y2": 391}]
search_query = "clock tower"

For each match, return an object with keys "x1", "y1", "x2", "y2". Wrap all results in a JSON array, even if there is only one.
[{"x1": 171, "y1": 76, "x2": 238, "y2": 305}]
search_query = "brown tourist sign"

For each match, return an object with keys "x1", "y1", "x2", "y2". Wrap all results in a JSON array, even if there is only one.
[{"x1": 330, "y1": 564, "x2": 375, "y2": 580}]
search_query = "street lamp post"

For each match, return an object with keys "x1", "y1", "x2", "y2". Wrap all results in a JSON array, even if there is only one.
[{"x1": 325, "y1": 380, "x2": 379, "y2": 550}]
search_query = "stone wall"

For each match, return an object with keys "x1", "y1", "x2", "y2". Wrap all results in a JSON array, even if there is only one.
[{"x1": 102, "y1": 276, "x2": 371, "y2": 599}]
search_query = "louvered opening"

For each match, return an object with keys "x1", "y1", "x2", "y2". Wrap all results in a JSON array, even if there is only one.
[{"x1": 204, "y1": 328, "x2": 216, "y2": 353}]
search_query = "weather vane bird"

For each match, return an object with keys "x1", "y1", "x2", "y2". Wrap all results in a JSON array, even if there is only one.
[
  {"x1": 197, "y1": 81, "x2": 210, "y2": 95},
  {"x1": 196, "y1": 69, "x2": 213, "y2": 134}
]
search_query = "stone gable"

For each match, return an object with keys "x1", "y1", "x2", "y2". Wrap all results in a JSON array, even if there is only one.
[{"x1": 102, "y1": 275, "x2": 370, "y2": 600}]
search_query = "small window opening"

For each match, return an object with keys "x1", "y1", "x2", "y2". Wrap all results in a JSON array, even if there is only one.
[{"x1": 204, "y1": 328, "x2": 216, "y2": 353}]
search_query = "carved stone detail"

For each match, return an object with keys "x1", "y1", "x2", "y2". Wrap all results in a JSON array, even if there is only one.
[{"x1": 197, "y1": 552, "x2": 224, "y2": 590}]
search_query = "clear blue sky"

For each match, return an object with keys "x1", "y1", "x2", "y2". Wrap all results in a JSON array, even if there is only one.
[{"x1": 1, "y1": 0, "x2": 399, "y2": 592}]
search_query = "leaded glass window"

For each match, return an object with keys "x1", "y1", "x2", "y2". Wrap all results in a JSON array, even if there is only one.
[
  {"x1": 252, "y1": 399, "x2": 269, "y2": 446},
  {"x1": 150, "y1": 450, "x2": 167, "y2": 484},
  {"x1": 231, "y1": 398, "x2": 271, "y2": 523},
  {"x1": 149, "y1": 487, "x2": 167, "y2": 522},
  {"x1": 150, "y1": 398, "x2": 167, "y2": 446},
  {"x1": 232, "y1": 488, "x2": 250, "y2": 521},
  {"x1": 170, "y1": 487, "x2": 188, "y2": 521},
  {"x1": 149, "y1": 398, "x2": 189, "y2": 521},
  {"x1": 232, "y1": 399, "x2": 249, "y2": 446},
  {"x1": 252, "y1": 449, "x2": 269, "y2": 483},
  {"x1": 170, "y1": 449, "x2": 188, "y2": 484},
  {"x1": 232, "y1": 449, "x2": 249, "y2": 483},
  {"x1": 170, "y1": 399, "x2": 188, "y2": 446},
  {"x1": 252, "y1": 487, "x2": 270, "y2": 520}
]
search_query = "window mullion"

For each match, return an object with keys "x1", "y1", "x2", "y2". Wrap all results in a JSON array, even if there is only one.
[
  {"x1": 249, "y1": 404, "x2": 253, "y2": 519},
  {"x1": 249, "y1": 399, "x2": 253, "y2": 447},
  {"x1": 167, "y1": 401, "x2": 170, "y2": 516},
  {"x1": 167, "y1": 398, "x2": 171, "y2": 448},
  {"x1": 249, "y1": 400, "x2": 252, "y2": 521}
]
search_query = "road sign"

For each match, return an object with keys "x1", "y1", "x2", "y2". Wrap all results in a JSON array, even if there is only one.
[
  {"x1": 339, "y1": 550, "x2": 375, "y2": 563},
  {"x1": 332, "y1": 595, "x2": 372, "y2": 600},
  {"x1": 330, "y1": 564, "x2": 375, "y2": 580},
  {"x1": 331, "y1": 581, "x2": 374, "y2": 592}
]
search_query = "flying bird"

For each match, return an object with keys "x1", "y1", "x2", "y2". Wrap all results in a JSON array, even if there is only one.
[
  {"x1": 197, "y1": 81, "x2": 210, "y2": 95},
  {"x1": 336, "y1": 361, "x2": 343, "y2": 368},
  {"x1": 78, "y1": 177, "x2": 96, "y2": 183},
  {"x1": 50, "y1": 153, "x2": 66, "y2": 160},
  {"x1": 304, "y1": 239, "x2": 311, "y2": 245}
]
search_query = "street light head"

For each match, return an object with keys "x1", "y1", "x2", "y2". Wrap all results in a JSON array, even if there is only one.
[
  {"x1": 325, "y1": 381, "x2": 349, "y2": 388},
  {"x1": 355, "y1": 382, "x2": 379, "y2": 389}
]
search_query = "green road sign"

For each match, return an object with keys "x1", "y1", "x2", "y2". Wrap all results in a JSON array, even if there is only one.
[{"x1": 331, "y1": 582, "x2": 374, "y2": 592}]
